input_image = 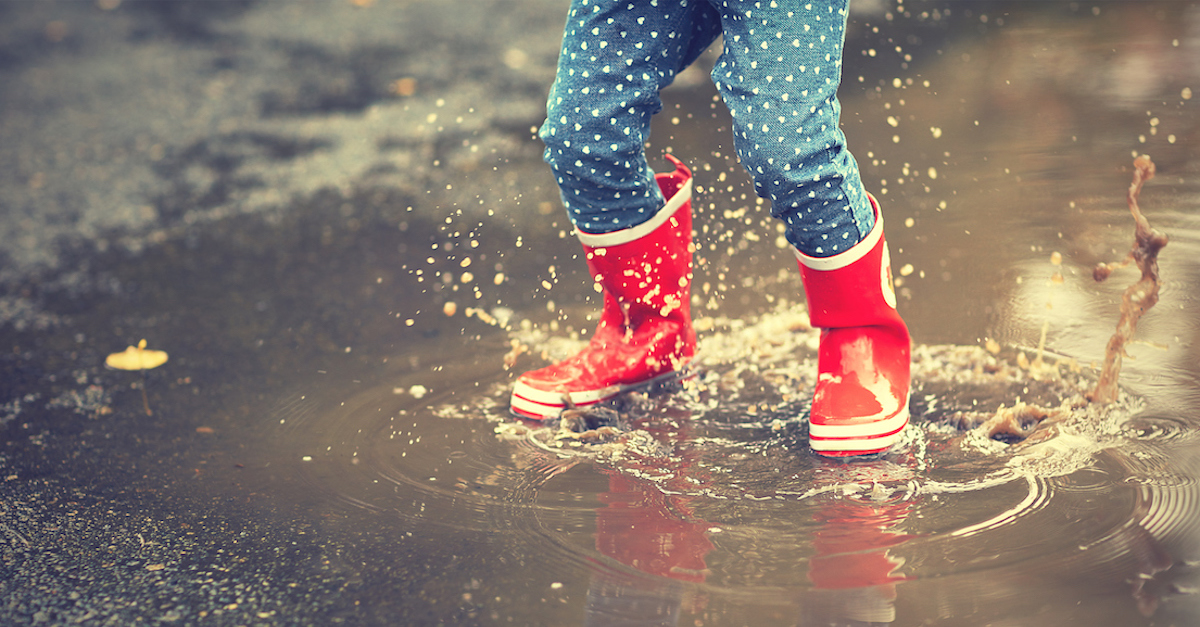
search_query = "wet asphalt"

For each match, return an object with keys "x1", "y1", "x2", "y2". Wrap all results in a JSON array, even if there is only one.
[{"x1": 0, "y1": 1, "x2": 570, "y2": 624}]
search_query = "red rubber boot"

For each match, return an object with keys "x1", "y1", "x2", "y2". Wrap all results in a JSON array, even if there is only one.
[
  {"x1": 510, "y1": 155, "x2": 696, "y2": 420},
  {"x1": 796, "y1": 195, "x2": 911, "y2": 456}
]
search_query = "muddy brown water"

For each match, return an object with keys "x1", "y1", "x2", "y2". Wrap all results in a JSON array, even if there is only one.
[{"x1": 3, "y1": 2, "x2": 1200, "y2": 625}]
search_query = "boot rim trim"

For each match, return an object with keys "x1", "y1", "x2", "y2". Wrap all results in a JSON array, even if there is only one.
[
  {"x1": 793, "y1": 193, "x2": 883, "y2": 271},
  {"x1": 575, "y1": 177, "x2": 692, "y2": 248}
]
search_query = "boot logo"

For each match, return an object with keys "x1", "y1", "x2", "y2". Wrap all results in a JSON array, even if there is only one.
[{"x1": 881, "y1": 243, "x2": 898, "y2": 309}]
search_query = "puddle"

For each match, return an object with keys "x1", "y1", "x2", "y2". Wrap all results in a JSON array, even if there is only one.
[{"x1": 266, "y1": 295, "x2": 1199, "y2": 624}]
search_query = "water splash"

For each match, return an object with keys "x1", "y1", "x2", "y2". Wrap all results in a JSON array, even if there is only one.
[{"x1": 1090, "y1": 155, "x2": 1170, "y2": 403}]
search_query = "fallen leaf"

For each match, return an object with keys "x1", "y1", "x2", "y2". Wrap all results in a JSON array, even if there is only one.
[{"x1": 106, "y1": 339, "x2": 168, "y2": 371}]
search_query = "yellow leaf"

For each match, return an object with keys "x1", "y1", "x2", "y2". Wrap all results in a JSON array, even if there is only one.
[{"x1": 106, "y1": 339, "x2": 169, "y2": 370}]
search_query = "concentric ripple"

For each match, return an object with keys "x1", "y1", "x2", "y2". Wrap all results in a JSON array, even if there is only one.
[{"x1": 263, "y1": 302, "x2": 1200, "y2": 617}]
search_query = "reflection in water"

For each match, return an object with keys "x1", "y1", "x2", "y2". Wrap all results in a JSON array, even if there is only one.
[
  {"x1": 581, "y1": 422, "x2": 919, "y2": 627},
  {"x1": 803, "y1": 499, "x2": 912, "y2": 626},
  {"x1": 582, "y1": 412, "x2": 711, "y2": 626},
  {"x1": 262, "y1": 287, "x2": 1200, "y2": 625},
  {"x1": 586, "y1": 470, "x2": 710, "y2": 627},
  {"x1": 1105, "y1": 445, "x2": 1200, "y2": 617},
  {"x1": 583, "y1": 471, "x2": 921, "y2": 627}
]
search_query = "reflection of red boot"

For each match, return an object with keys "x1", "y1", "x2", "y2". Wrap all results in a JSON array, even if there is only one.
[
  {"x1": 583, "y1": 414, "x2": 711, "y2": 625},
  {"x1": 594, "y1": 471, "x2": 713, "y2": 582},
  {"x1": 511, "y1": 155, "x2": 696, "y2": 420},
  {"x1": 796, "y1": 196, "x2": 911, "y2": 456},
  {"x1": 808, "y1": 500, "x2": 913, "y2": 589},
  {"x1": 804, "y1": 500, "x2": 914, "y2": 625}
]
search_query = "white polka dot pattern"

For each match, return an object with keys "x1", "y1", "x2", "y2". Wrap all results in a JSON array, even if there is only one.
[{"x1": 539, "y1": 0, "x2": 872, "y2": 257}]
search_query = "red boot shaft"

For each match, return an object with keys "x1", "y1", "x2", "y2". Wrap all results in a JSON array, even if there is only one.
[
  {"x1": 511, "y1": 155, "x2": 696, "y2": 419},
  {"x1": 796, "y1": 195, "x2": 911, "y2": 456}
]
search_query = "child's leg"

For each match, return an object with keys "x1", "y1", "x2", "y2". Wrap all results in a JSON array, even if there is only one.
[
  {"x1": 511, "y1": 1, "x2": 723, "y2": 419},
  {"x1": 539, "y1": 0, "x2": 722, "y2": 234},
  {"x1": 707, "y1": 0, "x2": 873, "y2": 258},
  {"x1": 707, "y1": 0, "x2": 910, "y2": 456}
]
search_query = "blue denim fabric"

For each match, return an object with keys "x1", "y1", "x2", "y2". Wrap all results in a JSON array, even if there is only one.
[{"x1": 539, "y1": 0, "x2": 874, "y2": 257}]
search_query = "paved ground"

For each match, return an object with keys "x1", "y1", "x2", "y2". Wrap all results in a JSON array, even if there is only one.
[
  {"x1": 0, "y1": 2, "x2": 570, "y2": 624},
  {"x1": 0, "y1": 0, "x2": 569, "y2": 285}
]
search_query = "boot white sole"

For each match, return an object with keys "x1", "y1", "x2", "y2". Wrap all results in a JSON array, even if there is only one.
[
  {"x1": 509, "y1": 368, "x2": 689, "y2": 420},
  {"x1": 808, "y1": 405, "x2": 910, "y2": 456}
]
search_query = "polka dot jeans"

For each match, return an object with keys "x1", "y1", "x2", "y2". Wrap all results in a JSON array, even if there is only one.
[{"x1": 539, "y1": 0, "x2": 874, "y2": 258}]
